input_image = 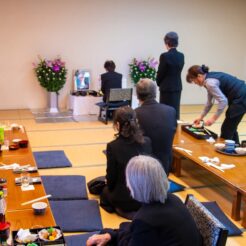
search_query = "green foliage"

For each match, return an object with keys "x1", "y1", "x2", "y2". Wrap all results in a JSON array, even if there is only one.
[
  {"x1": 34, "y1": 57, "x2": 67, "y2": 94},
  {"x1": 129, "y1": 58, "x2": 158, "y2": 84}
]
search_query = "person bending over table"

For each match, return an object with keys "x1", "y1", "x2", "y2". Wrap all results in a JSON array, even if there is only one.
[
  {"x1": 100, "y1": 106, "x2": 152, "y2": 219},
  {"x1": 87, "y1": 155, "x2": 202, "y2": 246},
  {"x1": 186, "y1": 65, "x2": 246, "y2": 144}
]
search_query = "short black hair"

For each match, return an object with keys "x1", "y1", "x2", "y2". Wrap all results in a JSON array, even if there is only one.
[
  {"x1": 164, "y1": 32, "x2": 179, "y2": 47},
  {"x1": 104, "y1": 60, "x2": 116, "y2": 72}
]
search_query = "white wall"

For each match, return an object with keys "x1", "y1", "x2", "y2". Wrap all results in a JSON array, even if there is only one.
[{"x1": 0, "y1": 0, "x2": 245, "y2": 109}]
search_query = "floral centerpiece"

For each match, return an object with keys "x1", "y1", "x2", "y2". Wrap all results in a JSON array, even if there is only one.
[
  {"x1": 33, "y1": 56, "x2": 67, "y2": 94},
  {"x1": 129, "y1": 58, "x2": 158, "y2": 84}
]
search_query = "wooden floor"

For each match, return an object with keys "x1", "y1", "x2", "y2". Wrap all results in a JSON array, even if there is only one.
[{"x1": 1, "y1": 105, "x2": 246, "y2": 245}]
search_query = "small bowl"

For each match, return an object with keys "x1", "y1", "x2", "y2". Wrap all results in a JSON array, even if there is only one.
[
  {"x1": 214, "y1": 143, "x2": 225, "y2": 151},
  {"x1": 235, "y1": 147, "x2": 246, "y2": 155},
  {"x1": 9, "y1": 144, "x2": 19, "y2": 150},
  {"x1": 10, "y1": 123, "x2": 20, "y2": 131},
  {"x1": 19, "y1": 140, "x2": 28, "y2": 148},
  {"x1": 32, "y1": 202, "x2": 47, "y2": 215}
]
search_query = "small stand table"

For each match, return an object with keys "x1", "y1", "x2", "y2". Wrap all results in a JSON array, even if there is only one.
[{"x1": 69, "y1": 95, "x2": 102, "y2": 116}]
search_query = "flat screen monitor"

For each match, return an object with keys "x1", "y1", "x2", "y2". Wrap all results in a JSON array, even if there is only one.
[{"x1": 74, "y1": 69, "x2": 91, "y2": 91}]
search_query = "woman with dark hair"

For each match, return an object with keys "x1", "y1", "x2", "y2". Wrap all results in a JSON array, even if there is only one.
[
  {"x1": 101, "y1": 60, "x2": 122, "y2": 102},
  {"x1": 100, "y1": 106, "x2": 152, "y2": 219},
  {"x1": 87, "y1": 155, "x2": 201, "y2": 246},
  {"x1": 186, "y1": 65, "x2": 246, "y2": 144},
  {"x1": 156, "y1": 32, "x2": 185, "y2": 120}
]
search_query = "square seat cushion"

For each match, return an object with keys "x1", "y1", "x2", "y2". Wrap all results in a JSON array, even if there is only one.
[
  {"x1": 65, "y1": 232, "x2": 100, "y2": 246},
  {"x1": 168, "y1": 179, "x2": 185, "y2": 193},
  {"x1": 202, "y1": 201, "x2": 242, "y2": 236},
  {"x1": 50, "y1": 200, "x2": 103, "y2": 232},
  {"x1": 33, "y1": 150, "x2": 72, "y2": 169},
  {"x1": 41, "y1": 175, "x2": 88, "y2": 200}
]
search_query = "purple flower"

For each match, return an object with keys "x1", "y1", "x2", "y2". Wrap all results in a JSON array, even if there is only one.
[
  {"x1": 45, "y1": 60, "x2": 53, "y2": 68},
  {"x1": 52, "y1": 64, "x2": 60, "y2": 72},
  {"x1": 138, "y1": 62, "x2": 146, "y2": 72},
  {"x1": 148, "y1": 58, "x2": 158, "y2": 69}
]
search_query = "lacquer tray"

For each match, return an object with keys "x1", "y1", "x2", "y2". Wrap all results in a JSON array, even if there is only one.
[{"x1": 181, "y1": 124, "x2": 218, "y2": 140}]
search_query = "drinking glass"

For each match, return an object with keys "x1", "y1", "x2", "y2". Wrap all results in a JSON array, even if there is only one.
[{"x1": 20, "y1": 171, "x2": 30, "y2": 187}]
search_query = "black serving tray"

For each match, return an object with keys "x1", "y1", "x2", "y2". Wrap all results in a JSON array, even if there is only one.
[
  {"x1": 12, "y1": 226, "x2": 66, "y2": 246},
  {"x1": 181, "y1": 124, "x2": 218, "y2": 140}
]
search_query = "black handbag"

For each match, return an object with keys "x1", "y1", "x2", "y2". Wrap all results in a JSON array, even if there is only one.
[{"x1": 87, "y1": 176, "x2": 106, "y2": 195}]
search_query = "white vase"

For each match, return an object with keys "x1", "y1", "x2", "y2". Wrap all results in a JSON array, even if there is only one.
[{"x1": 48, "y1": 92, "x2": 59, "y2": 113}]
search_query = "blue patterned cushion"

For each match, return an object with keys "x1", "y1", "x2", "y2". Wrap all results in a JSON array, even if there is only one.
[{"x1": 185, "y1": 195, "x2": 228, "y2": 246}]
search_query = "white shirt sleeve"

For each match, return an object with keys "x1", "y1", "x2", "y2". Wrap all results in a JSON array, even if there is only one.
[{"x1": 201, "y1": 78, "x2": 228, "y2": 118}]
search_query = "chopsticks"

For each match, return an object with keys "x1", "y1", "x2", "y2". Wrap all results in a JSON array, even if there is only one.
[
  {"x1": 174, "y1": 146, "x2": 193, "y2": 156},
  {"x1": 204, "y1": 128, "x2": 212, "y2": 136},
  {"x1": 21, "y1": 194, "x2": 52, "y2": 206}
]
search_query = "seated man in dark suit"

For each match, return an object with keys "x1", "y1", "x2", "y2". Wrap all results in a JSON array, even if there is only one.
[
  {"x1": 101, "y1": 60, "x2": 122, "y2": 102},
  {"x1": 135, "y1": 78, "x2": 177, "y2": 175}
]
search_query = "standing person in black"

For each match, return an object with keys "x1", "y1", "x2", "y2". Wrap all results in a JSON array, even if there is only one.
[
  {"x1": 186, "y1": 64, "x2": 246, "y2": 144},
  {"x1": 157, "y1": 32, "x2": 185, "y2": 120},
  {"x1": 87, "y1": 155, "x2": 202, "y2": 246},
  {"x1": 101, "y1": 60, "x2": 122, "y2": 102},
  {"x1": 100, "y1": 106, "x2": 152, "y2": 219},
  {"x1": 135, "y1": 78, "x2": 176, "y2": 175}
]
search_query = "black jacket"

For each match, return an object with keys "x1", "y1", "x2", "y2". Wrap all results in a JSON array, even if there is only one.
[
  {"x1": 157, "y1": 48, "x2": 184, "y2": 92},
  {"x1": 101, "y1": 71, "x2": 122, "y2": 102},
  {"x1": 103, "y1": 193, "x2": 202, "y2": 246},
  {"x1": 135, "y1": 99, "x2": 176, "y2": 174},
  {"x1": 105, "y1": 136, "x2": 152, "y2": 210}
]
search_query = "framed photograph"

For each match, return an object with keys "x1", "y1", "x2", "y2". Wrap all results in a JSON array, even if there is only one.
[{"x1": 73, "y1": 69, "x2": 91, "y2": 91}]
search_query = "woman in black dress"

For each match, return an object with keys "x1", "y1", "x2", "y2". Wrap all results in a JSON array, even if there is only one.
[{"x1": 100, "y1": 106, "x2": 152, "y2": 219}]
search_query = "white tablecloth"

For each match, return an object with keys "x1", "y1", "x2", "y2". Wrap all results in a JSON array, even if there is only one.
[{"x1": 69, "y1": 95, "x2": 102, "y2": 116}]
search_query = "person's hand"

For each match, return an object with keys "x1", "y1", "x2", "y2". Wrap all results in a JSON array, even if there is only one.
[
  {"x1": 193, "y1": 117, "x2": 203, "y2": 125},
  {"x1": 204, "y1": 118, "x2": 215, "y2": 126},
  {"x1": 86, "y1": 233, "x2": 111, "y2": 246}
]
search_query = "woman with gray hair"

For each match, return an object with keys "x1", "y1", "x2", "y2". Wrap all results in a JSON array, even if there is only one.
[{"x1": 87, "y1": 155, "x2": 201, "y2": 246}]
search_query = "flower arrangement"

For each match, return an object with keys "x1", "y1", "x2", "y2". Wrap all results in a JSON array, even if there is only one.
[
  {"x1": 34, "y1": 56, "x2": 67, "y2": 94},
  {"x1": 129, "y1": 58, "x2": 158, "y2": 84}
]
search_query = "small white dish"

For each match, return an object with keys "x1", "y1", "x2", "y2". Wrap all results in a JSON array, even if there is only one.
[
  {"x1": 235, "y1": 147, "x2": 246, "y2": 155},
  {"x1": 12, "y1": 139, "x2": 22, "y2": 143},
  {"x1": 214, "y1": 143, "x2": 225, "y2": 150}
]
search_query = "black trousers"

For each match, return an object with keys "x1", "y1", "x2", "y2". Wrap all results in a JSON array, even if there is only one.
[
  {"x1": 221, "y1": 110, "x2": 245, "y2": 144},
  {"x1": 160, "y1": 91, "x2": 181, "y2": 120}
]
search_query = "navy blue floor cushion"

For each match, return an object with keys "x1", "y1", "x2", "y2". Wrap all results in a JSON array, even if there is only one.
[
  {"x1": 50, "y1": 200, "x2": 103, "y2": 232},
  {"x1": 33, "y1": 150, "x2": 72, "y2": 169},
  {"x1": 202, "y1": 201, "x2": 242, "y2": 236},
  {"x1": 41, "y1": 175, "x2": 88, "y2": 200},
  {"x1": 168, "y1": 179, "x2": 185, "y2": 193},
  {"x1": 65, "y1": 231, "x2": 100, "y2": 246}
]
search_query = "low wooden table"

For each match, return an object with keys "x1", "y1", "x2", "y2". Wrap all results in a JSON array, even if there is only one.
[
  {"x1": 0, "y1": 128, "x2": 56, "y2": 233},
  {"x1": 6, "y1": 208, "x2": 55, "y2": 231},
  {"x1": 172, "y1": 124, "x2": 246, "y2": 226}
]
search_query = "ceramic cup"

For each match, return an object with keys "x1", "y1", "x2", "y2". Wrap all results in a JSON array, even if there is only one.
[
  {"x1": 32, "y1": 202, "x2": 47, "y2": 215},
  {"x1": 224, "y1": 140, "x2": 235, "y2": 153}
]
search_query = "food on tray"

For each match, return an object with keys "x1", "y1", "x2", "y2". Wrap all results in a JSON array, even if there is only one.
[
  {"x1": 194, "y1": 132, "x2": 206, "y2": 135},
  {"x1": 38, "y1": 227, "x2": 62, "y2": 241},
  {"x1": 15, "y1": 229, "x2": 38, "y2": 243},
  {"x1": 27, "y1": 243, "x2": 38, "y2": 246}
]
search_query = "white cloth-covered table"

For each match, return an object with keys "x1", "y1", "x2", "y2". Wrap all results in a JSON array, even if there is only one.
[{"x1": 69, "y1": 95, "x2": 102, "y2": 116}]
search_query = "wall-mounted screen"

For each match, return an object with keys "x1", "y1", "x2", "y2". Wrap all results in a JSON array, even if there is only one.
[{"x1": 74, "y1": 69, "x2": 91, "y2": 91}]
